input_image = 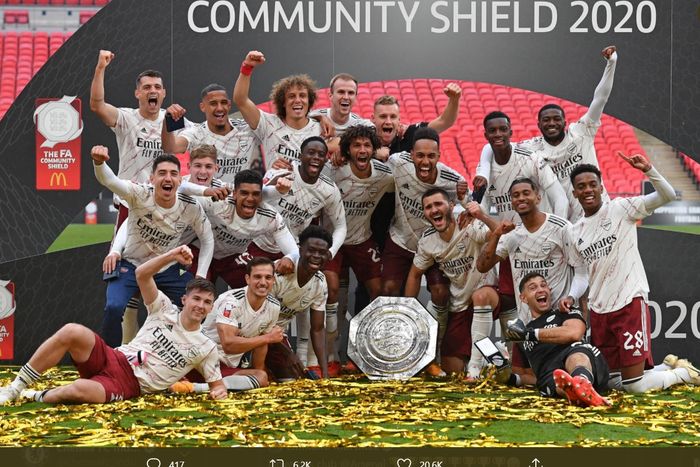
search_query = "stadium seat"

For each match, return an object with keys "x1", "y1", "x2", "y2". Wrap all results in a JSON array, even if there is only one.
[
  {"x1": 4, "y1": 10, "x2": 30, "y2": 24},
  {"x1": 79, "y1": 10, "x2": 96, "y2": 24}
]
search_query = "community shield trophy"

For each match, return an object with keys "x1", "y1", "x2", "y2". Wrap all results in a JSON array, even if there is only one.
[{"x1": 348, "y1": 296, "x2": 437, "y2": 381}]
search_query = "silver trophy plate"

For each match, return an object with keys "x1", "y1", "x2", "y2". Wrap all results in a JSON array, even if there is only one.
[{"x1": 348, "y1": 296, "x2": 437, "y2": 381}]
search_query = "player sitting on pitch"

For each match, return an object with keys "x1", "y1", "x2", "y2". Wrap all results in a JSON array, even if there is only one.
[
  {"x1": 0, "y1": 245, "x2": 227, "y2": 405},
  {"x1": 501, "y1": 272, "x2": 611, "y2": 407}
]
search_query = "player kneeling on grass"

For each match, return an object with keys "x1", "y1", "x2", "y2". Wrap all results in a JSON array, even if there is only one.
[
  {"x1": 171, "y1": 257, "x2": 285, "y2": 394},
  {"x1": 0, "y1": 246, "x2": 227, "y2": 405},
  {"x1": 501, "y1": 272, "x2": 611, "y2": 407}
]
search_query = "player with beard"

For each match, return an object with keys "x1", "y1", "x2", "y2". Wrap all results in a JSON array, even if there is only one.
[
  {"x1": 383, "y1": 127, "x2": 468, "y2": 376},
  {"x1": 234, "y1": 50, "x2": 323, "y2": 170},
  {"x1": 404, "y1": 189, "x2": 502, "y2": 378},
  {"x1": 346, "y1": 91, "x2": 464, "y2": 348},
  {"x1": 323, "y1": 126, "x2": 394, "y2": 374},
  {"x1": 503, "y1": 273, "x2": 610, "y2": 407},
  {"x1": 567, "y1": 155, "x2": 700, "y2": 392},
  {"x1": 161, "y1": 84, "x2": 261, "y2": 183},
  {"x1": 91, "y1": 146, "x2": 215, "y2": 348},
  {"x1": 190, "y1": 169, "x2": 298, "y2": 288},
  {"x1": 90, "y1": 50, "x2": 172, "y2": 227},
  {"x1": 266, "y1": 226, "x2": 332, "y2": 380},
  {"x1": 476, "y1": 178, "x2": 588, "y2": 320},
  {"x1": 171, "y1": 257, "x2": 284, "y2": 395},
  {"x1": 474, "y1": 46, "x2": 618, "y2": 221},
  {"x1": 0, "y1": 246, "x2": 226, "y2": 405}
]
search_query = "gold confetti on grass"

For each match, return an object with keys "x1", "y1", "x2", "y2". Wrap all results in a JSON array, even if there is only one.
[{"x1": 1, "y1": 367, "x2": 699, "y2": 447}]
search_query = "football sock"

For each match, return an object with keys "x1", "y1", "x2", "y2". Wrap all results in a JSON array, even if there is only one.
[
  {"x1": 191, "y1": 383, "x2": 207, "y2": 393},
  {"x1": 295, "y1": 312, "x2": 310, "y2": 367},
  {"x1": 571, "y1": 366, "x2": 594, "y2": 382},
  {"x1": 325, "y1": 302, "x2": 339, "y2": 363},
  {"x1": 607, "y1": 372, "x2": 623, "y2": 390},
  {"x1": 427, "y1": 301, "x2": 448, "y2": 360},
  {"x1": 622, "y1": 368, "x2": 689, "y2": 393},
  {"x1": 121, "y1": 297, "x2": 140, "y2": 344},
  {"x1": 31, "y1": 389, "x2": 51, "y2": 402},
  {"x1": 222, "y1": 375, "x2": 261, "y2": 391},
  {"x1": 12, "y1": 364, "x2": 42, "y2": 392},
  {"x1": 470, "y1": 306, "x2": 493, "y2": 369}
]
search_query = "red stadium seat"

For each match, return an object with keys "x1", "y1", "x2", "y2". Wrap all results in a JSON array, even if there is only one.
[{"x1": 80, "y1": 10, "x2": 96, "y2": 24}]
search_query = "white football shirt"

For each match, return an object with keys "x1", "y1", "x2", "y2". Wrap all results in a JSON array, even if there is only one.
[
  {"x1": 201, "y1": 287, "x2": 281, "y2": 368},
  {"x1": 388, "y1": 152, "x2": 465, "y2": 253},
  {"x1": 482, "y1": 145, "x2": 559, "y2": 224},
  {"x1": 496, "y1": 213, "x2": 575, "y2": 318},
  {"x1": 199, "y1": 198, "x2": 294, "y2": 259},
  {"x1": 253, "y1": 111, "x2": 321, "y2": 170},
  {"x1": 117, "y1": 291, "x2": 221, "y2": 393},
  {"x1": 566, "y1": 197, "x2": 650, "y2": 314},
  {"x1": 255, "y1": 162, "x2": 345, "y2": 255},
  {"x1": 414, "y1": 218, "x2": 495, "y2": 312},
  {"x1": 272, "y1": 258, "x2": 328, "y2": 327},
  {"x1": 118, "y1": 186, "x2": 211, "y2": 270},
  {"x1": 112, "y1": 108, "x2": 166, "y2": 186},
  {"x1": 327, "y1": 159, "x2": 394, "y2": 245},
  {"x1": 179, "y1": 119, "x2": 260, "y2": 183},
  {"x1": 525, "y1": 120, "x2": 610, "y2": 222}
]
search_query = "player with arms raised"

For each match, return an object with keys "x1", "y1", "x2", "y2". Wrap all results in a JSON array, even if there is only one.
[
  {"x1": 91, "y1": 146, "x2": 215, "y2": 347},
  {"x1": 475, "y1": 46, "x2": 618, "y2": 221},
  {"x1": 568, "y1": 154, "x2": 700, "y2": 392},
  {"x1": 90, "y1": 50, "x2": 171, "y2": 223},
  {"x1": 0, "y1": 246, "x2": 226, "y2": 405},
  {"x1": 234, "y1": 50, "x2": 323, "y2": 170}
]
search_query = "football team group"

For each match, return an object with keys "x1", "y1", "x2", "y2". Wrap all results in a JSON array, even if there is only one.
[{"x1": 1, "y1": 45, "x2": 698, "y2": 409}]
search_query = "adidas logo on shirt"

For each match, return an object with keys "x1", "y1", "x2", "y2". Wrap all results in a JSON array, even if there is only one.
[
  {"x1": 578, "y1": 238, "x2": 584, "y2": 245},
  {"x1": 282, "y1": 135, "x2": 290, "y2": 141}
]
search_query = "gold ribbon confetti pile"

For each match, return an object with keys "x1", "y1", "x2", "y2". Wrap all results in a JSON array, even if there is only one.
[{"x1": 1, "y1": 367, "x2": 698, "y2": 447}]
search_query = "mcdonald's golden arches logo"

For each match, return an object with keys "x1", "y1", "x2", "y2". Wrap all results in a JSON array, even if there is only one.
[{"x1": 49, "y1": 172, "x2": 67, "y2": 187}]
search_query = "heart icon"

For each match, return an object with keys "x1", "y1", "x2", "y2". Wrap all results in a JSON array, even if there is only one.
[{"x1": 397, "y1": 459, "x2": 412, "y2": 467}]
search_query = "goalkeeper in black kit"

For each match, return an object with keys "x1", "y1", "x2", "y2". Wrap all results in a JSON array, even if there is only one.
[{"x1": 503, "y1": 272, "x2": 611, "y2": 407}]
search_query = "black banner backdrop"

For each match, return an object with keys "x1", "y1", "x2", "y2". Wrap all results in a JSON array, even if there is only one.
[{"x1": 0, "y1": 0, "x2": 698, "y2": 363}]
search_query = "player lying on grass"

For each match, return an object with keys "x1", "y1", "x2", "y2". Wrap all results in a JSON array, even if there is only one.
[
  {"x1": 501, "y1": 272, "x2": 611, "y2": 407},
  {"x1": 170, "y1": 256, "x2": 285, "y2": 394},
  {"x1": 0, "y1": 246, "x2": 227, "y2": 405}
]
